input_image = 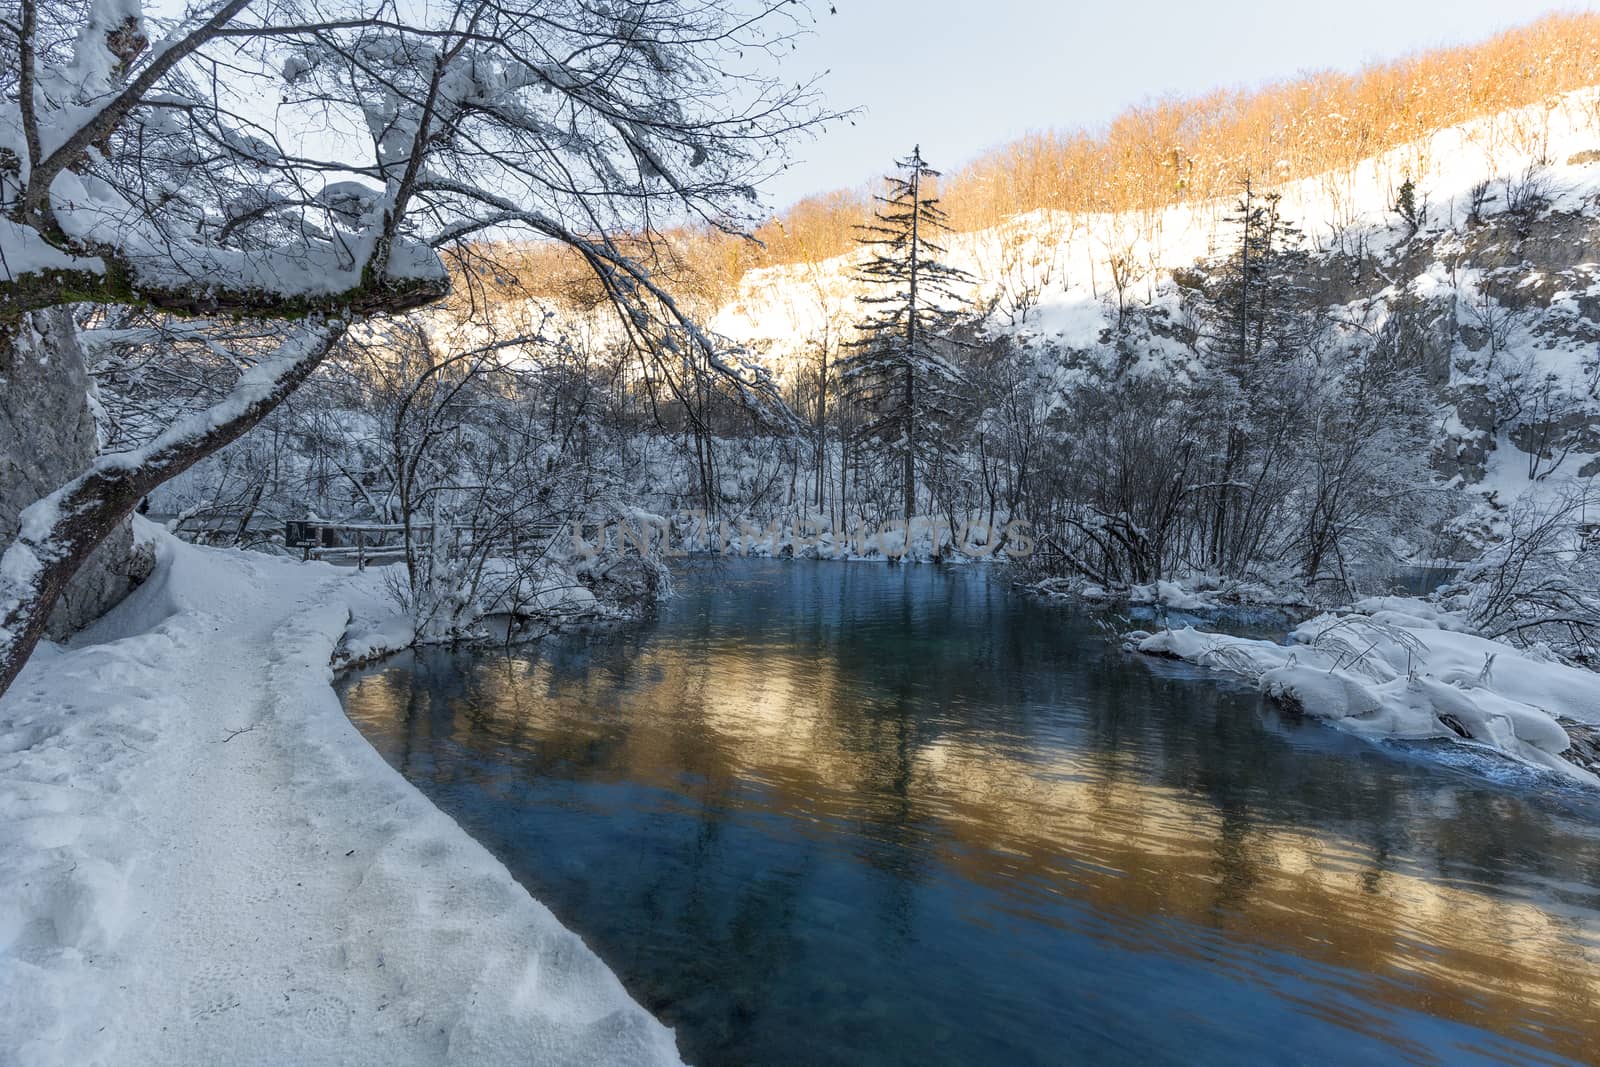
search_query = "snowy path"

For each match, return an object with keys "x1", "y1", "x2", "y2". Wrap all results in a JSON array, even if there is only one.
[{"x1": 0, "y1": 527, "x2": 681, "y2": 1066}]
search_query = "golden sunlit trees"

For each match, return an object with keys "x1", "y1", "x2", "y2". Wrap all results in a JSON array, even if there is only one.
[{"x1": 492, "y1": 13, "x2": 1600, "y2": 325}]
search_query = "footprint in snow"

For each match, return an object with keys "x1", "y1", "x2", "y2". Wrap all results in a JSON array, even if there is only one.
[
  {"x1": 183, "y1": 964, "x2": 244, "y2": 1021},
  {"x1": 273, "y1": 986, "x2": 354, "y2": 1039}
]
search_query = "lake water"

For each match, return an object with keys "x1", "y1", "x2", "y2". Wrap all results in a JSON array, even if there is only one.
[{"x1": 337, "y1": 560, "x2": 1600, "y2": 1066}]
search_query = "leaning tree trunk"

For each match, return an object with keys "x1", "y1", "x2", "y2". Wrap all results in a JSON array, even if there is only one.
[{"x1": 0, "y1": 320, "x2": 344, "y2": 700}]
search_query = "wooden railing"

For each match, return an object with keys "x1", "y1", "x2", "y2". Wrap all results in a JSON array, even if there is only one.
[{"x1": 284, "y1": 520, "x2": 568, "y2": 568}]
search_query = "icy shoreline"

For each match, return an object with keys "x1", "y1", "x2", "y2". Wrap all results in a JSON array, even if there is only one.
[
  {"x1": 1028, "y1": 574, "x2": 1314, "y2": 614},
  {"x1": 0, "y1": 523, "x2": 682, "y2": 1066},
  {"x1": 1127, "y1": 596, "x2": 1600, "y2": 787}
]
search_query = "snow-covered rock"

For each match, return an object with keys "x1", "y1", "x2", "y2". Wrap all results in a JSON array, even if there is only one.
[
  {"x1": 0, "y1": 309, "x2": 153, "y2": 637},
  {"x1": 1131, "y1": 598, "x2": 1600, "y2": 786}
]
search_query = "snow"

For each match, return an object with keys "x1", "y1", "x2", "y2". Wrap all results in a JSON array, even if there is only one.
[
  {"x1": 1131, "y1": 597, "x2": 1600, "y2": 786},
  {"x1": 1139, "y1": 580, "x2": 1223, "y2": 612},
  {"x1": 57, "y1": 0, "x2": 146, "y2": 106},
  {"x1": 46, "y1": 166, "x2": 447, "y2": 297},
  {"x1": 1017, "y1": 290, "x2": 1111, "y2": 349},
  {"x1": 0, "y1": 218, "x2": 102, "y2": 280},
  {"x1": 1032, "y1": 573, "x2": 1312, "y2": 612},
  {"x1": 699, "y1": 88, "x2": 1600, "y2": 464},
  {"x1": 0, "y1": 519, "x2": 682, "y2": 1066}
]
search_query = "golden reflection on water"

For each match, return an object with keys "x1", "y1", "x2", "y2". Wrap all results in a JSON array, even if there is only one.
[{"x1": 346, "y1": 626, "x2": 1600, "y2": 1064}]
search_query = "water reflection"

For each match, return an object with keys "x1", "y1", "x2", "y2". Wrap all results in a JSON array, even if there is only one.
[{"x1": 340, "y1": 561, "x2": 1600, "y2": 1066}]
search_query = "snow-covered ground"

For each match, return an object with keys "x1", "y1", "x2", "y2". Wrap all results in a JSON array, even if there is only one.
[
  {"x1": 1129, "y1": 597, "x2": 1600, "y2": 787},
  {"x1": 0, "y1": 520, "x2": 681, "y2": 1066}
]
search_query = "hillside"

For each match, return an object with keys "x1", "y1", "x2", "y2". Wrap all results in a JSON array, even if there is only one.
[
  {"x1": 486, "y1": 12, "x2": 1600, "y2": 300},
  {"x1": 713, "y1": 86, "x2": 1600, "y2": 528}
]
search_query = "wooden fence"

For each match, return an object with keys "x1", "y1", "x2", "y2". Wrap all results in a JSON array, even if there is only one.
[{"x1": 284, "y1": 519, "x2": 568, "y2": 568}]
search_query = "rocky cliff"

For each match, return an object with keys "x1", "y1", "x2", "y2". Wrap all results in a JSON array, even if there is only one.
[{"x1": 1, "y1": 309, "x2": 152, "y2": 637}]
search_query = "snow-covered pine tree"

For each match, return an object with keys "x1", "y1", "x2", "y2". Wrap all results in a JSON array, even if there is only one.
[
  {"x1": 839, "y1": 147, "x2": 974, "y2": 523},
  {"x1": 1190, "y1": 177, "x2": 1320, "y2": 573},
  {"x1": 1200, "y1": 179, "x2": 1317, "y2": 381}
]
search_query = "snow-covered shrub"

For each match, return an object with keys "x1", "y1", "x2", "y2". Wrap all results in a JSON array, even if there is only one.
[
  {"x1": 1502, "y1": 163, "x2": 1554, "y2": 225},
  {"x1": 1443, "y1": 489, "x2": 1600, "y2": 664}
]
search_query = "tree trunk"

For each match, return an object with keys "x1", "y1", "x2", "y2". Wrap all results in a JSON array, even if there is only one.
[
  {"x1": 904, "y1": 162, "x2": 921, "y2": 524},
  {"x1": 903, "y1": 363, "x2": 916, "y2": 523},
  {"x1": 0, "y1": 309, "x2": 153, "y2": 639}
]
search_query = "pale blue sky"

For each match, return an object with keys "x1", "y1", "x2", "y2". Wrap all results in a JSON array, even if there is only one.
[{"x1": 768, "y1": 1, "x2": 1600, "y2": 208}]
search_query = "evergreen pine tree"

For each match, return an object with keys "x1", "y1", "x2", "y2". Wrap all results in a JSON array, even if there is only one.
[
  {"x1": 1201, "y1": 178, "x2": 1315, "y2": 384},
  {"x1": 1192, "y1": 177, "x2": 1319, "y2": 572},
  {"x1": 840, "y1": 146, "x2": 975, "y2": 522},
  {"x1": 1394, "y1": 178, "x2": 1425, "y2": 236}
]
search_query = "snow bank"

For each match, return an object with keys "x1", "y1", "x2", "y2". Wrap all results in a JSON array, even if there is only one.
[
  {"x1": 0, "y1": 520, "x2": 681, "y2": 1065},
  {"x1": 1032, "y1": 573, "x2": 1311, "y2": 612},
  {"x1": 663, "y1": 509, "x2": 1029, "y2": 563},
  {"x1": 1130, "y1": 598, "x2": 1600, "y2": 786}
]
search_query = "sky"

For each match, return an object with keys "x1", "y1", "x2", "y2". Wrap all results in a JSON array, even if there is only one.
[{"x1": 763, "y1": 1, "x2": 1600, "y2": 209}]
